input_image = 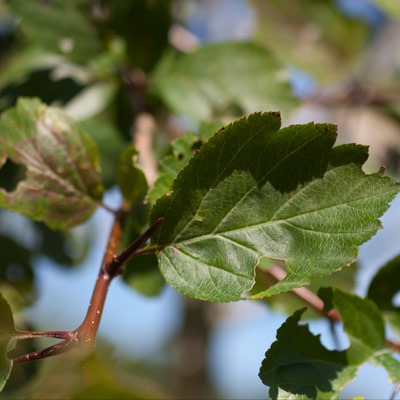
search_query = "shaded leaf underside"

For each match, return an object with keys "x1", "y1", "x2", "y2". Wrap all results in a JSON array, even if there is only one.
[{"x1": 151, "y1": 112, "x2": 399, "y2": 302}]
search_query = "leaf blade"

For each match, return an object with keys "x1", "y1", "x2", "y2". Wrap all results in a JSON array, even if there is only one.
[
  {"x1": 151, "y1": 113, "x2": 399, "y2": 302},
  {"x1": 0, "y1": 97, "x2": 103, "y2": 229},
  {"x1": 151, "y1": 43, "x2": 297, "y2": 121},
  {"x1": 0, "y1": 293, "x2": 17, "y2": 392}
]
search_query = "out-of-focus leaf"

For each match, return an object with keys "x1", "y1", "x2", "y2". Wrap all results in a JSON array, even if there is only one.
[
  {"x1": 34, "y1": 222, "x2": 90, "y2": 266},
  {"x1": 199, "y1": 121, "x2": 223, "y2": 142},
  {"x1": 0, "y1": 68, "x2": 85, "y2": 112},
  {"x1": 117, "y1": 145, "x2": 148, "y2": 204},
  {"x1": 109, "y1": 0, "x2": 171, "y2": 72},
  {"x1": 151, "y1": 42, "x2": 296, "y2": 122},
  {"x1": 0, "y1": 235, "x2": 34, "y2": 302},
  {"x1": 151, "y1": 112, "x2": 398, "y2": 302},
  {"x1": 147, "y1": 133, "x2": 199, "y2": 204},
  {"x1": 7, "y1": 0, "x2": 101, "y2": 63},
  {"x1": 11, "y1": 344, "x2": 168, "y2": 399},
  {"x1": 369, "y1": 0, "x2": 400, "y2": 18},
  {"x1": 79, "y1": 118, "x2": 125, "y2": 189},
  {"x1": 0, "y1": 293, "x2": 17, "y2": 392},
  {"x1": 367, "y1": 254, "x2": 400, "y2": 338},
  {"x1": 0, "y1": 97, "x2": 103, "y2": 229},
  {"x1": 319, "y1": 288, "x2": 400, "y2": 382},
  {"x1": 63, "y1": 82, "x2": 118, "y2": 121},
  {"x1": 252, "y1": 0, "x2": 369, "y2": 82},
  {"x1": 124, "y1": 254, "x2": 164, "y2": 297}
]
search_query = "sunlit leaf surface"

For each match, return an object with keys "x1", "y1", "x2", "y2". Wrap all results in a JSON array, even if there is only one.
[{"x1": 151, "y1": 112, "x2": 399, "y2": 302}]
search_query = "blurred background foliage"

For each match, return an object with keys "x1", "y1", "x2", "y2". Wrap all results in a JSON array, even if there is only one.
[{"x1": 0, "y1": 0, "x2": 399, "y2": 398}]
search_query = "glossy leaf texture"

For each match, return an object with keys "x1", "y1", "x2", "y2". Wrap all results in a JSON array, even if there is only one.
[
  {"x1": 151, "y1": 112, "x2": 399, "y2": 302},
  {"x1": 368, "y1": 254, "x2": 400, "y2": 338},
  {"x1": 0, "y1": 97, "x2": 104, "y2": 229},
  {"x1": 0, "y1": 293, "x2": 17, "y2": 392},
  {"x1": 259, "y1": 289, "x2": 400, "y2": 399},
  {"x1": 147, "y1": 133, "x2": 200, "y2": 204},
  {"x1": 151, "y1": 42, "x2": 297, "y2": 121}
]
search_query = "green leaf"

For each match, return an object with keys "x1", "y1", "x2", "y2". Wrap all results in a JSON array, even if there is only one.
[
  {"x1": 147, "y1": 133, "x2": 199, "y2": 204},
  {"x1": 123, "y1": 254, "x2": 164, "y2": 297},
  {"x1": 109, "y1": 0, "x2": 171, "y2": 72},
  {"x1": 117, "y1": 145, "x2": 148, "y2": 204},
  {"x1": 151, "y1": 43, "x2": 297, "y2": 121},
  {"x1": 369, "y1": 0, "x2": 400, "y2": 19},
  {"x1": 0, "y1": 292, "x2": 17, "y2": 392},
  {"x1": 0, "y1": 235, "x2": 35, "y2": 303},
  {"x1": 0, "y1": 97, "x2": 104, "y2": 229},
  {"x1": 319, "y1": 287, "x2": 400, "y2": 382},
  {"x1": 7, "y1": 0, "x2": 101, "y2": 64},
  {"x1": 252, "y1": 0, "x2": 368, "y2": 82},
  {"x1": 259, "y1": 309, "x2": 357, "y2": 400},
  {"x1": 199, "y1": 121, "x2": 223, "y2": 142},
  {"x1": 151, "y1": 112, "x2": 398, "y2": 302},
  {"x1": 367, "y1": 254, "x2": 400, "y2": 338},
  {"x1": 79, "y1": 118, "x2": 125, "y2": 189},
  {"x1": 259, "y1": 289, "x2": 400, "y2": 399}
]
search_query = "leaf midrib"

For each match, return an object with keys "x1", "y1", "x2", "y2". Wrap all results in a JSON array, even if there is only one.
[
  {"x1": 169, "y1": 183, "x2": 393, "y2": 248},
  {"x1": 11, "y1": 134, "x2": 95, "y2": 204},
  {"x1": 172, "y1": 117, "x2": 310, "y2": 242}
]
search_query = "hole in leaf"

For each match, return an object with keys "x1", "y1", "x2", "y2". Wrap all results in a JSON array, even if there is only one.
[
  {"x1": 392, "y1": 291, "x2": 400, "y2": 308},
  {"x1": 177, "y1": 153, "x2": 185, "y2": 161},
  {"x1": 0, "y1": 158, "x2": 27, "y2": 192},
  {"x1": 191, "y1": 140, "x2": 203, "y2": 152}
]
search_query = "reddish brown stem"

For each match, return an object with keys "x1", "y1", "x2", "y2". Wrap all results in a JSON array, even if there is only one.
[
  {"x1": 76, "y1": 215, "x2": 163, "y2": 345},
  {"x1": 391, "y1": 381, "x2": 400, "y2": 400},
  {"x1": 262, "y1": 264, "x2": 400, "y2": 353},
  {"x1": 74, "y1": 207, "x2": 126, "y2": 346},
  {"x1": 264, "y1": 265, "x2": 339, "y2": 322},
  {"x1": 13, "y1": 338, "x2": 77, "y2": 363},
  {"x1": 15, "y1": 330, "x2": 74, "y2": 340},
  {"x1": 104, "y1": 217, "x2": 164, "y2": 277},
  {"x1": 13, "y1": 209, "x2": 163, "y2": 362}
]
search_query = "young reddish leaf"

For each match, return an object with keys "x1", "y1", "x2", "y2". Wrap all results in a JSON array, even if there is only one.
[
  {"x1": 151, "y1": 112, "x2": 399, "y2": 302},
  {"x1": 0, "y1": 97, "x2": 104, "y2": 229}
]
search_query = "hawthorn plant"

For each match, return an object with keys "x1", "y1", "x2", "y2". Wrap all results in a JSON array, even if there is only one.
[{"x1": 0, "y1": 96, "x2": 399, "y2": 398}]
